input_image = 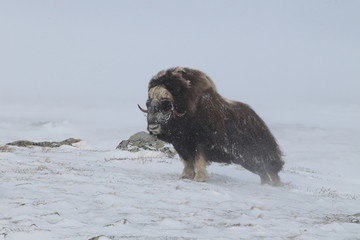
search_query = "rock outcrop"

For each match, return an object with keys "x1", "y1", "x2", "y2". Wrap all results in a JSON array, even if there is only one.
[{"x1": 116, "y1": 131, "x2": 176, "y2": 158}]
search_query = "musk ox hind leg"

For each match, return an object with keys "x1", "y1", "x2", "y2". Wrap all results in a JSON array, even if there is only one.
[
  {"x1": 181, "y1": 160, "x2": 195, "y2": 180},
  {"x1": 259, "y1": 162, "x2": 283, "y2": 186},
  {"x1": 260, "y1": 172, "x2": 282, "y2": 186},
  {"x1": 260, "y1": 173, "x2": 271, "y2": 185},
  {"x1": 269, "y1": 171, "x2": 282, "y2": 186}
]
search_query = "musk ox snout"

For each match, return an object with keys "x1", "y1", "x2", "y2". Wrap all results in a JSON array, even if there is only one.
[
  {"x1": 148, "y1": 123, "x2": 161, "y2": 135},
  {"x1": 146, "y1": 110, "x2": 172, "y2": 135},
  {"x1": 145, "y1": 100, "x2": 173, "y2": 135}
]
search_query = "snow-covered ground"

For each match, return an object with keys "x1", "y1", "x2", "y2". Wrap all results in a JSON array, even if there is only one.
[{"x1": 1, "y1": 102, "x2": 359, "y2": 240}]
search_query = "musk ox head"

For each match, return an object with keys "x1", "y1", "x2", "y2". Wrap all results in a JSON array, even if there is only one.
[
  {"x1": 138, "y1": 85, "x2": 185, "y2": 135},
  {"x1": 138, "y1": 67, "x2": 216, "y2": 136}
]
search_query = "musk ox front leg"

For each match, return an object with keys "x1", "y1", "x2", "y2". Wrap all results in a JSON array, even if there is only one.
[
  {"x1": 181, "y1": 160, "x2": 195, "y2": 180},
  {"x1": 194, "y1": 152, "x2": 208, "y2": 182},
  {"x1": 180, "y1": 153, "x2": 208, "y2": 182}
]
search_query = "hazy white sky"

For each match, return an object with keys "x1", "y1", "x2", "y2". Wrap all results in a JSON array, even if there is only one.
[{"x1": 1, "y1": 0, "x2": 359, "y2": 107}]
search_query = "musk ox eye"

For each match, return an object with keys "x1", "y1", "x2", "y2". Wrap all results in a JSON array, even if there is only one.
[{"x1": 161, "y1": 100, "x2": 173, "y2": 112}]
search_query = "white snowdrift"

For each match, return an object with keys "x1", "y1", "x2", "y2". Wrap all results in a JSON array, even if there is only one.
[{"x1": 1, "y1": 121, "x2": 359, "y2": 240}]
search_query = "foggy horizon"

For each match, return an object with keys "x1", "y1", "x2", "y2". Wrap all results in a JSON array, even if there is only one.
[{"x1": 1, "y1": 1, "x2": 359, "y2": 106}]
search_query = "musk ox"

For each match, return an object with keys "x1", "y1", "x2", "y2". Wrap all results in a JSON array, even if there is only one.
[{"x1": 138, "y1": 67, "x2": 284, "y2": 185}]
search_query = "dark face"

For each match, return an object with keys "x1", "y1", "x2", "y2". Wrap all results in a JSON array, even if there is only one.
[{"x1": 146, "y1": 99, "x2": 174, "y2": 135}]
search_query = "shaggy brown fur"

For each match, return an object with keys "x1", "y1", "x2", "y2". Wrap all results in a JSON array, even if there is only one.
[{"x1": 141, "y1": 67, "x2": 284, "y2": 185}]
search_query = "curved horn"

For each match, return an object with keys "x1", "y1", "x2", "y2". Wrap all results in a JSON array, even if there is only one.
[{"x1": 137, "y1": 104, "x2": 148, "y2": 113}]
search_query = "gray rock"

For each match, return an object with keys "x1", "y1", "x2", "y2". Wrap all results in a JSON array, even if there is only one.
[
  {"x1": 116, "y1": 131, "x2": 176, "y2": 158},
  {"x1": 324, "y1": 213, "x2": 360, "y2": 224},
  {"x1": 7, "y1": 138, "x2": 81, "y2": 148}
]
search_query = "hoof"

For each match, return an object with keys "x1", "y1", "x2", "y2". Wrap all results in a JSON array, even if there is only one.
[
  {"x1": 181, "y1": 172, "x2": 195, "y2": 180},
  {"x1": 194, "y1": 172, "x2": 208, "y2": 182}
]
